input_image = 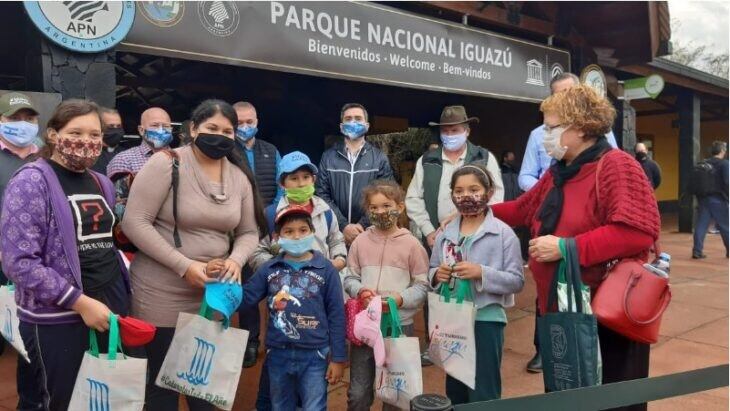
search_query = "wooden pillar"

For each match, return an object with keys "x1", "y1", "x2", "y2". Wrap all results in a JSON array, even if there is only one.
[{"x1": 677, "y1": 89, "x2": 701, "y2": 233}]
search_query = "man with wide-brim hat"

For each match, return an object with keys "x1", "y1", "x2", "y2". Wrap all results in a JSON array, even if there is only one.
[{"x1": 407, "y1": 105, "x2": 503, "y2": 248}]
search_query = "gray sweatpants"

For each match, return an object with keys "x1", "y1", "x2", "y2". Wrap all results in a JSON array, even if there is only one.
[{"x1": 347, "y1": 324, "x2": 415, "y2": 411}]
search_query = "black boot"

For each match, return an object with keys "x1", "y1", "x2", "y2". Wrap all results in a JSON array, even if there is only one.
[
  {"x1": 526, "y1": 352, "x2": 542, "y2": 373},
  {"x1": 243, "y1": 340, "x2": 259, "y2": 368}
]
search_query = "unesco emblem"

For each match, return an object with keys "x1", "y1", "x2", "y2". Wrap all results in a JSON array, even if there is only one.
[
  {"x1": 139, "y1": 1, "x2": 184, "y2": 28},
  {"x1": 23, "y1": 1, "x2": 135, "y2": 53},
  {"x1": 197, "y1": 1, "x2": 240, "y2": 37}
]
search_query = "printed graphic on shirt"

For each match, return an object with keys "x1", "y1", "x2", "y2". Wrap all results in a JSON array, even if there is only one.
[
  {"x1": 267, "y1": 268, "x2": 325, "y2": 340},
  {"x1": 67, "y1": 194, "x2": 115, "y2": 243}
]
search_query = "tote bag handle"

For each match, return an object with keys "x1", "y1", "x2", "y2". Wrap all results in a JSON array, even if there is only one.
[{"x1": 89, "y1": 313, "x2": 123, "y2": 360}]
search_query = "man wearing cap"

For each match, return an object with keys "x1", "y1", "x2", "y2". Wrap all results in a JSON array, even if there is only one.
[
  {"x1": 0, "y1": 93, "x2": 40, "y2": 274},
  {"x1": 232, "y1": 101, "x2": 283, "y2": 206},
  {"x1": 91, "y1": 107, "x2": 126, "y2": 174},
  {"x1": 107, "y1": 107, "x2": 173, "y2": 221},
  {"x1": 316, "y1": 103, "x2": 394, "y2": 245},
  {"x1": 406, "y1": 105, "x2": 504, "y2": 249},
  {"x1": 0, "y1": 91, "x2": 40, "y2": 400}
]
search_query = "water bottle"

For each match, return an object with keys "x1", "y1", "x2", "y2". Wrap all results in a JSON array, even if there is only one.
[{"x1": 644, "y1": 252, "x2": 670, "y2": 278}]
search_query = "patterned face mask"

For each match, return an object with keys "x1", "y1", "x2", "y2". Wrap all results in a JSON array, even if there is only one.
[
  {"x1": 452, "y1": 194, "x2": 489, "y2": 217},
  {"x1": 368, "y1": 209, "x2": 400, "y2": 231},
  {"x1": 56, "y1": 136, "x2": 102, "y2": 171}
]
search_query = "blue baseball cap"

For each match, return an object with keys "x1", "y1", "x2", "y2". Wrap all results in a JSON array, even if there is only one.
[
  {"x1": 278, "y1": 151, "x2": 318, "y2": 182},
  {"x1": 205, "y1": 282, "x2": 243, "y2": 321}
]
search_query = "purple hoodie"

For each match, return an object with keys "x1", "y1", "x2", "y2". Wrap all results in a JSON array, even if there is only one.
[{"x1": 0, "y1": 159, "x2": 130, "y2": 325}]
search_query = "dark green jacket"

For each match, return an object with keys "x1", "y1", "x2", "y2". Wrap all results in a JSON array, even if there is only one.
[{"x1": 422, "y1": 142, "x2": 491, "y2": 228}]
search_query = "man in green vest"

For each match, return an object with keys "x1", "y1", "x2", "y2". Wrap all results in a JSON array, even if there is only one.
[
  {"x1": 406, "y1": 105, "x2": 503, "y2": 248},
  {"x1": 406, "y1": 105, "x2": 503, "y2": 366}
]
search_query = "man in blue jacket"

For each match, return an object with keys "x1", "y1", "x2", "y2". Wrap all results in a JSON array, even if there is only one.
[
  {"x1": 519, "y1": 73, "x2": 618, "y2": 192},
  {"x1": 316, "y1": 103, "x2": 394, "y2": 245}
]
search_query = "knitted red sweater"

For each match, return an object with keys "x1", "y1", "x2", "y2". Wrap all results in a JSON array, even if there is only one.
[{"x1": 492, "y1": 149, "x2": 660, "y2": 314}]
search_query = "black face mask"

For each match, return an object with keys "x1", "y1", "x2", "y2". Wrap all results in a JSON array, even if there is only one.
[
  {"x1": 194, "y1": 133, "x2": 235, "y2": 159},
  {"x1": 103, "y1": 127, "x2": 124, "y2": 147},
  {"x1": 635, "y1": 152, "x2": 648, "y2": 161}
]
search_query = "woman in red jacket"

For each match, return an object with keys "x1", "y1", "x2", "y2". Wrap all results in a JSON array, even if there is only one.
[{"x1": 492, "y1": 85, "x2": 660, "y2": 410}]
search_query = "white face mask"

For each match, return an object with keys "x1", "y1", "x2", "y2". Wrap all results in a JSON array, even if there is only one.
[{"x1": 543, "y1": 125, "x2": 568, "y2": 161}]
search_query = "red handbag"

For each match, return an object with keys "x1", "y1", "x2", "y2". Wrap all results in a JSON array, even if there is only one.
[
  {"x1": 591, "y1": 156, "x2": 670, "y2": 344},
  {"x1": 591, "y1": 257, "x2": 671, "y2": 344},
  {"x1": 345, "y1": 298, "x2": 365, "y2": 346}
]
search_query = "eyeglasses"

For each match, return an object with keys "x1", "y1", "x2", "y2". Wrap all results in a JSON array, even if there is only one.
[{"x1": 543, "y1": 123, "x2": 564, "y2": 133}]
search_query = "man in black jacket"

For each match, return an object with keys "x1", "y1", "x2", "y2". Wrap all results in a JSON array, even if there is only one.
[
  {"x1": 316, "y1": 103, "x2": 394, "y2": 245},
  {"x1": 635, "y1": 142, "x2": 662, "y2": 190},
  {"x1": 692, "y1": 141, "x2": 729, "y2": 259},
  {"x1": 233, "y1": 101, "x2": 283, "y2": 368}
]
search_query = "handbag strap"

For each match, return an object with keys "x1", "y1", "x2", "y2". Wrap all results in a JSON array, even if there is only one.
[
  {"x1": 623, "y1": 272, "x2": 672, "y2": 325},
  {"x1": 564, "y1": 238, "x2": 585, "y2": 313},
  {"x1": 88, "y1": 313, "x2": 122, "y2": 360},
  {"x1": 548, "y1": 238, "x2": 585, "y2": 313}
]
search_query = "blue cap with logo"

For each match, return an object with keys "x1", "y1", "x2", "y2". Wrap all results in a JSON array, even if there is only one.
[
  {"x1": 204, "y1": 282, "x2": 243, "y2": 322},
  {"x1": 278, "y1": 151, "x2": 319, "y2": 182}
]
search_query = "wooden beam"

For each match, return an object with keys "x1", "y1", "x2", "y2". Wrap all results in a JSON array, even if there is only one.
[
  {"x1": 620, "y1": 65, "x2": 729, "y2": 98},
  {"x1": 635, "y1": 109, "x2": 675, "y2": 117},
  {"x1": 426, "y1": 1, "x2": 553, "y2": 35}
]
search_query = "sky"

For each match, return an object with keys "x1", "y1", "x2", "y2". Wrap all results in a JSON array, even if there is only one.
[{"x1": 668, "y1": 0, "x2": 729, "y2": 56}]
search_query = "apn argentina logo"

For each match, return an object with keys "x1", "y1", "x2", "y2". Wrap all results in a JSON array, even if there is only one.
[{"x1": 177, "y1": 337, "x2": 216, "y2": 386}]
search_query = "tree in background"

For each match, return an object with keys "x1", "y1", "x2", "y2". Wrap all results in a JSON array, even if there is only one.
[{"x1": 666, "y1": 19, "x2": 729, "y2": 79}]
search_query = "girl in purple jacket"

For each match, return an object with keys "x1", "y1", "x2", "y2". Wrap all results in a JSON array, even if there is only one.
[{"x1": 0, "y1": 100, "x2": 130, "y2": 410}]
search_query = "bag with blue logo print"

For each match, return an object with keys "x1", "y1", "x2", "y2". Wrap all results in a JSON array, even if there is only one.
[
  {"x1": 376, "y1": 298, "x2": 423, "y2": 410},
  {"x1": 427, "y1": 280, "x2": 477, "y2": 389},
  {"x1": 0, "y1": 284, "x2": 29, "y2": 362},
  {"x1": 68, "y1": 313, "x2": 147, "y2": 411},
  {"x1": 155, "y1": 300, "x2": 248, "y2": 410}
]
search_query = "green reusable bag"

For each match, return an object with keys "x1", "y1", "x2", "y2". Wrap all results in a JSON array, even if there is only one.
[{"x1": 537, "y1": 238, "x2": 601, "y2": 391}]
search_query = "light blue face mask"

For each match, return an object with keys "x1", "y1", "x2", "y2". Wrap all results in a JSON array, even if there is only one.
[
  {"x1": 441, "y1": 132, "x2": 467, "y2": 152},
  {"x1": 144, "y1": 127, "x2": 172, "y2": 148},
  {"x1": 0, "y1": 121, "x2": 39, "y2": 147},
  {"x1": 236, "y1": 125, "x2": 258, "y2": 142},
  {"x1": 340, "y1": 121, "x2": 369, "y2": 140},
  {"x1": 278, "y1": 234, "x2": 315, "y2": 257}
]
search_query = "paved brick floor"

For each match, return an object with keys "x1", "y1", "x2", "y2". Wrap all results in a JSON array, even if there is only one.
[{"x1": 0, "y1": 216, "x2": 726, "y2": 410}]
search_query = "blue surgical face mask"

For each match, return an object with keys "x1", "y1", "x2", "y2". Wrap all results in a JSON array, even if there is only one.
[
  {"x1": 441, "y1": 132, "x2": 467, "y2": 152},
  {"x1": 340, "y1": 121, "x2": 369, "y2": 140},
  {"x1": 278, "y1": 234, "x2": 315, "y2": 257},
  {"x1": 0, "y1": 121, "x2": 39, "y2": 148},
  {"x1": 236, "y1": 125, "x2": 258, "y2": 142},
  {"x1": 144, "y1": 127, "x2": 172, "y2": 148}
]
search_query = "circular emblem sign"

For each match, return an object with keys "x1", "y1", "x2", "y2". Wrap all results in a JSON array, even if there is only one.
[
  {"x1": 23, "y1": 1, "x2": 135, "y2": 53},
  {"x1": 197, "y1": 1, "x2": 240, "y2": 37},
  {"x1": 139, "y1": 1, "x2": 184, "y2": 28},
  {"x1": 580, "y1": 64, "x2": 607, "y2": 98}
]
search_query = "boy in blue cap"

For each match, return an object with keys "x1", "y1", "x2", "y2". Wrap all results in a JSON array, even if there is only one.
[{"x1": 241, "y1": 206, "x2": 346, "y2": 410}]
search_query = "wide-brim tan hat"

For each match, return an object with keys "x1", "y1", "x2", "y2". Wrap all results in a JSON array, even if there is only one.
[{"x1": 428, "y1": 105, "x2": 479, "y2": 126}]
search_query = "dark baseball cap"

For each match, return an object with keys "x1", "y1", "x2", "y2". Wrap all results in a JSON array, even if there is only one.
[{"x1": 0, "y1": 92, "x2": 38, "y2": 117}]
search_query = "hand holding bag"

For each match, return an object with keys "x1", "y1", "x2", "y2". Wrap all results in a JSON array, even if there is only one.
[
  {"x1": 0, "y1": 284, "x2": 29, "y2": 362},
  {"x1": 537, "y1": 238, "x2": 601, "y2": 391},
  {"x1": 376, "y1": 298, "x2": 423, "y2": 410},
  {"x1": 155, "y1": 300, "x2": 248, "y2": 410},
  {"x1": 427, "y1": 279, "x2": 477, "y2": 389},
  {"x1": 68, "y1": 313, "x2": 148, "y2": 411}
]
